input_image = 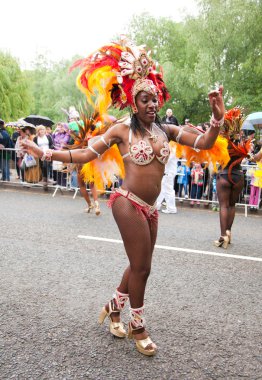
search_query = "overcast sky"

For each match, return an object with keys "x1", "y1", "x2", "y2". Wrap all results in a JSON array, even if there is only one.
[{"x1": 1, "y1": 0, "x2": 199, "y2": 69}]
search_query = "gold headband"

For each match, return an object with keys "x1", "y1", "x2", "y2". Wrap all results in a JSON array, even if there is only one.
[{"x1": 131, "y1": 79, "x2": 158, "y2": 113}]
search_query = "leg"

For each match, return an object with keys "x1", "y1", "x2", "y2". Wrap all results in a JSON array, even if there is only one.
[
  {"x1": 111, "y1": 196, "x2": 157, "y2": 352},
  {"x1": 163, "y1": 174, "x2": 177, "y2": 213},
  {"x1": 196, "y1": 184, "x2": 203, "y2": 205},
  {"x1": 89, "y1": 182, "x2": 101, "y2": 215},
  {"x1": 254, "y1": 187, "x2": 261, "y2": 207},
  {"x1": 40, "y1": 161, "x2": 48, "y2": 190},
  {"x1": 156, "y1": 176, "x2": 166, "y2": 210},
  {"x1": 89, "y1": 182, "x2": 98, "y2": 201},
  {"x1": 16, "y1": 157, "x2": 20, "y2": 178},
  {"x1": 178, "y1": 183, "x2": 183, "y2": 198},
  {"x1": 112, "y1": 196, "x2": 156, "y2": 306},
  {"x1": 190, "y1": 184, "x2": 196, "y2": 205},
  {"x1": 1, "y1": 158, "x2": 10, "y2": 181},
  {"x1": 77, "y1": 170, "x2": 92, "y2": 210},
  {"x1": 216, "y1": 175, "x2": 244, "y2": 245},
  {"x1": 249, "y1": 185, "x2": 255, "y2": 206},
  {"x1": 227, "y1": 177, "x2": 244, "y2": 231}
]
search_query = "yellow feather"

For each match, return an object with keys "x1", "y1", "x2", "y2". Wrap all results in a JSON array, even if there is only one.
[
  {"x1": 175, "y1": 135, "x2": 230, "y2": 170},
  {"x1": 80, "y1": 144, "x2": 125, "y2": 193}
]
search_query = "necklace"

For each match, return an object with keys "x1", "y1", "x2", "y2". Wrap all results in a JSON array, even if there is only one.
[{"x1": 144, "y1": 126, "x2": 159, "y2": 143}]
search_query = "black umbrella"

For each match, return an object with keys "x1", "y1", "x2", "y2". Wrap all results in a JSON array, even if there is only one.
[{"x1": 24, "y1": 115, "x2": 54, "y2": 127}]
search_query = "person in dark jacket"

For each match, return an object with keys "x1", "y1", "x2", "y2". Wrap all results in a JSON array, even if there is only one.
[
  {"x1": 0, "y1": 119, "x2": 13, "y2": 181},
  {"x1": 161, "y1": 108, "x2": 179, "y2": 126}
]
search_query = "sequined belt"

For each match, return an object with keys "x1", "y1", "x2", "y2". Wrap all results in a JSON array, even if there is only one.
[{"x1": 115, "y1": 187, "x2": 157, "y2": 215}]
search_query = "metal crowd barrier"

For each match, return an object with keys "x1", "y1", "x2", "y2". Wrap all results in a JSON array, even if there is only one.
[{"x1": 1, "y1": 148, "x2": 261, "y2": 217}]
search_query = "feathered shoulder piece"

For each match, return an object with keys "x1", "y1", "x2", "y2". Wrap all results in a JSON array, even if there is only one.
[
  {"x1": 67, "y1": 109, "x2": 125, "y2": 192},
  {"x1": 174, "y1": 124, "x2": 230, "y2": 170},
  {"x1": 68, "y1": 108, "x2": 111, "y2": 149}
]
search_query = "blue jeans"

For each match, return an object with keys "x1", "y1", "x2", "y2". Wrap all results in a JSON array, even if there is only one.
[
  {"x1": 178, "y1": 183, "x2": 188, "y2": 197},
  {"x1": 70, "y1": 170, "x2": 78, "y2": 188},
  {"x1": 0, "y1": 156, "x2": 10, "y2": 181},
  {"x1": 190, "y1": 184, "x2": 203, "y2": 200}
]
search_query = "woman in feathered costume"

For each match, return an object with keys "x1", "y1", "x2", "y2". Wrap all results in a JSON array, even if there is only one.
[
  {"x1": 22, "y1": 36, "x2": 226, "y2": 356},
  {"x1": 213, "y1": 107, "x2": 258, "y2": 248}
]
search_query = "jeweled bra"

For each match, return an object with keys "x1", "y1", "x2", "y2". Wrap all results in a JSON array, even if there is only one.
[{"x1": 122, "y1": 125, "x2": 170, "y2": 166}]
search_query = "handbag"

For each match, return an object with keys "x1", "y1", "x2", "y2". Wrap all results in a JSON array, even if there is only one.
[{"x1": 24, "y1": 153, "x2": 37, "y2": 168}]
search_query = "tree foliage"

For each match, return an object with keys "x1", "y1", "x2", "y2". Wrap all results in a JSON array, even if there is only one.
[
  {"x1": 0, "y1": 52, "x2": 31, "y2": 121},
  {"x1": 1, "y1": 0, "x2": 261, "y2": 125},
  {"x1": 128, "y1": 0, "x2": 262, "y2": 123},
  {"x1": 24, "y1": 54, "x2": 86, "y2": 122}
]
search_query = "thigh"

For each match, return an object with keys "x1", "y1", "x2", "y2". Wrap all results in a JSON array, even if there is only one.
[
  {"x1": 216, "y1": 175, "x2": 231, "y2": 206},
  {"x1": 112, "y1": 196, "x2": 154, "y2": 270},
  {"x1": 217, "y1": 174, "x2": 244, "y2": 206},
  {"x1": 230, "y1": 177, "x2": 244, "y2": 205}
]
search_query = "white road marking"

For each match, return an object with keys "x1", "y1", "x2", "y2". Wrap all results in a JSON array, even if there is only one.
[{"x1": 78, "y1": 235, "x2": 262, "y2": 263}]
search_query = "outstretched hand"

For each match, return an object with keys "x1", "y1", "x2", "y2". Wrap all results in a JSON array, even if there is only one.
[
  {"x1": 208, "y1": 85, "x2": 225, "y2": 121},
  {"x1": 20, "y1": 139, "x2": 43, "y2": 159}
]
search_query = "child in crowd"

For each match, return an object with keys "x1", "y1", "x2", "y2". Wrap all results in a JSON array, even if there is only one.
[
  {"x1": 190, "y1": 163, "x2": 204, "y2": 206},
  {"x1": 177, "y1": 161, "x2": 191, "y2": 201},
  {"x1": 249, "y1": 167, "x2": 261, "y2": 210}
]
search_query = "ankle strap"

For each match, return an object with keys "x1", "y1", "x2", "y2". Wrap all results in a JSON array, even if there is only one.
[
  {"x1": 130, "y1": 305, "x2": 145, "y2": 329},
  {"x1": 113, "y1": 289, "x2": 129, "y2": 311}
]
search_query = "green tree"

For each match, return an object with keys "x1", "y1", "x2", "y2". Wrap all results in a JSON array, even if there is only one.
[
  {"x1": 0, "y1": 52, "x2": 31, "y2": 121},
  {"x1": 185, "y1": 0, "x2": 262, "y2": 113},
  {"x1": 128, "y1": 13, "x2": 209, "y2": 124},
  {"x1": 128, "y1": 1, "x2": 262, "y2": 122},
  {"x1": 24, "y1": 54, "x2": 86, "y2": 123}
]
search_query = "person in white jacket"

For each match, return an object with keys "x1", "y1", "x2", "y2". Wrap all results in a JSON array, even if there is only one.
[{"x1": 157, "y1": 145, "x2": 178, "y2": 213}]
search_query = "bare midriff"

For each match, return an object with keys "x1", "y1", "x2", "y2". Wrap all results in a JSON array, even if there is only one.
[{"x1": 121, "y1": 159, "x2": 164, "y2": 205}]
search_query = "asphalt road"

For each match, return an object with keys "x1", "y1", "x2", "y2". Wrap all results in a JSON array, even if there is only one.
[{"x1": 0, "y1": 188, "x2": 262, "y2": 380}]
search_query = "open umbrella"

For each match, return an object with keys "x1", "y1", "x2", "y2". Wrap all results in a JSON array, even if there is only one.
[
  {"x1": 24, "y1": 115, "x2": 54, "y2": 127},
  {"x1": 5, "y1": 121, "x2": 19, "y2": 127},
  {"x1": 241, "y1": 120, "x2": 256, "y2": 132},
  {"x1": 245, "y1": 112, "x2": 262, "y2": 125},
  {"x1": 6, "y1": 120, "x2": 32, "y2": 128}
]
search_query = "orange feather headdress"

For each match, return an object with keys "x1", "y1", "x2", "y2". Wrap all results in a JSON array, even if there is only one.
[
  {"x1": 220, "y1": 106, "x2": 244, "y2": 139},
  {"x1": 70, "y1": 36, "x2": 170, "y2": 117}
]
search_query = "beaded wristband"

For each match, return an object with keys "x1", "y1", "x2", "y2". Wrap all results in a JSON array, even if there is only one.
[
  {"x1": 210, "y1": 114, "x2": 224, "y2": 128},
  {"x1": 41, "y1": 149, "x2": 53, "y2": 161}
]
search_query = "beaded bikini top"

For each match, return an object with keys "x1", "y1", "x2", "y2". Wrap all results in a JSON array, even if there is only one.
[{"x1": 122, "y1": 125, "x2": 170, "y2": 166}]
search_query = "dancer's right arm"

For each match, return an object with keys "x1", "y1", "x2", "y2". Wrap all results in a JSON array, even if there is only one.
[{"x1": 21, "y1": 123, "x2": 124, "y2": 164}]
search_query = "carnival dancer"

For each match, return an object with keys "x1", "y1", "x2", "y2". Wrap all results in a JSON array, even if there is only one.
[
  {"x1": 21, "y1": 37, "x2": 226, "y2": 356},
  {"x1": 214, "y1": 108, "x2": 259, "y2": 248},
  {"x1": 68, "y1": 115, "x2": 104, "y2": 215}
]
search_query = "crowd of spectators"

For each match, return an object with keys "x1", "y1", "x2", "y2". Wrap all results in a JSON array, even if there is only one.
[{"x1": 1, "y1": 111, "x2": 261, "y2": 210}]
